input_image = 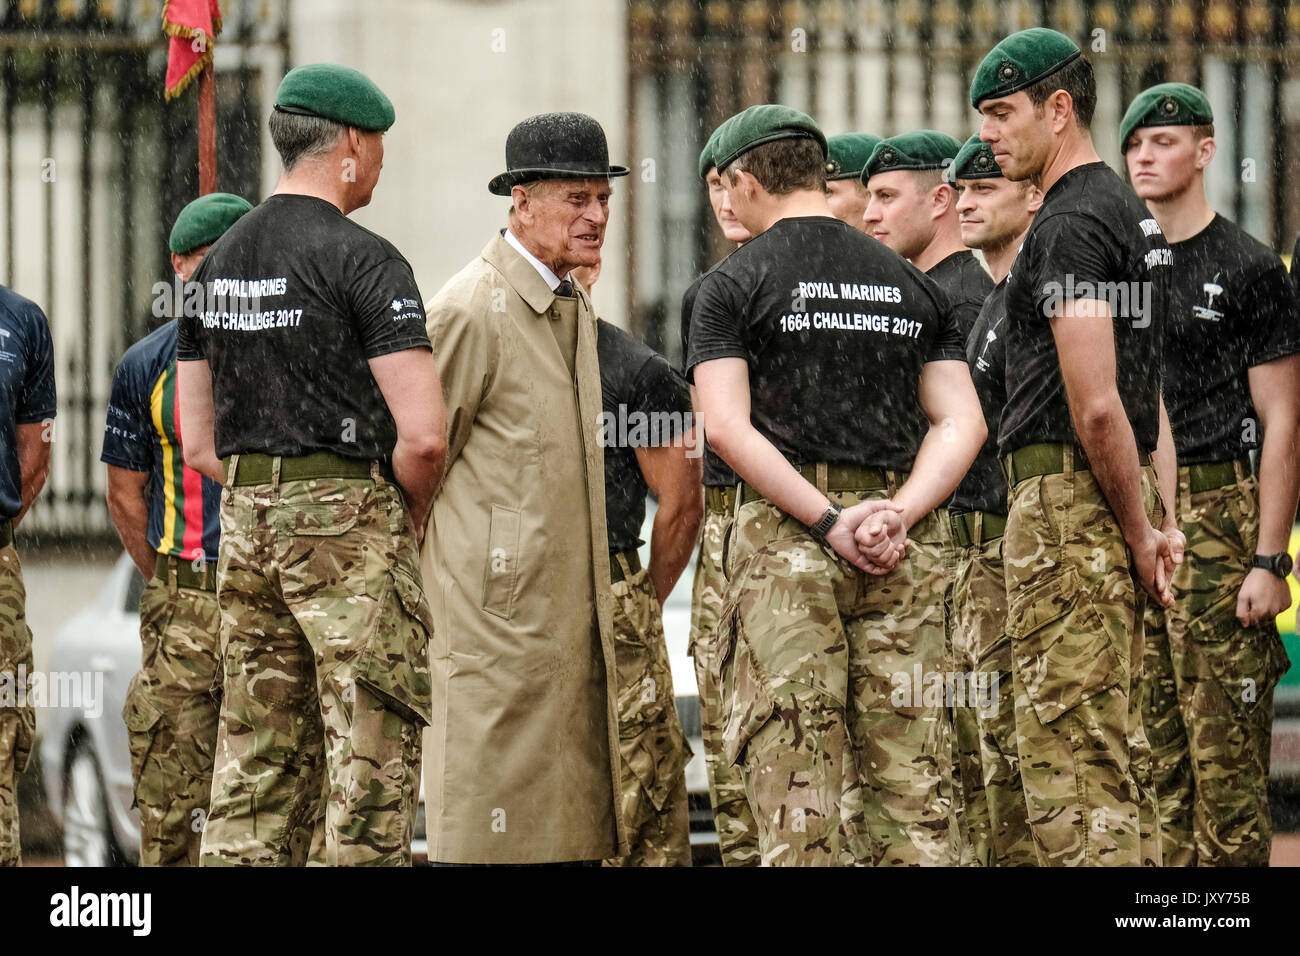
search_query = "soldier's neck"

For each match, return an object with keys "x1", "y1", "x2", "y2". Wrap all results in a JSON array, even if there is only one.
[
  {"x1": 912, "y1": 225, "x2": 967, "y2": 274},
  {"x1": 1145, "y1": 185, "x2": 1215, "y2": 244},
  {"x1": 272, "y1": 165, "x2": 351, "y2": 215}
]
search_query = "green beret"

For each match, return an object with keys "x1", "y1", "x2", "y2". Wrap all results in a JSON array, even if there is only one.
[
  {"x1": 274, "y1": 63, "x2": 395, "y2": 132},
  {"x1": 168, "y1": 192, "x2": 253, "y2": 255},
  {"x1": 945, "y1": 134, "x2": 1003, "y2": 183},
  {"x1": 713, "y1": 104, "x2": 826, "y2": 173},
  {"x1": 1120, "y1": 82, "x2": 1214, "y2": 150},
  {"x1": 699, "y1": 118, "x2": 732, "y2": 181},
  {"x1": 969, "y1": 27, "x2": 1082, "y2": 109},
  {"x1": 826, "y1": 133, "x2": 883, "y2": 181},
  {"x1": 863, "y1": 130, "x2": 963, "y2": 181}
]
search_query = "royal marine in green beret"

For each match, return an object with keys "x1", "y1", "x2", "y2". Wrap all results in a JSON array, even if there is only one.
[
  {"x1": 168, "y1": 192, "x2": 254, "y2": 255},
  {"x1": 969, "y1": 27, "x2": 1082, "y2": 109},
  {"x1": 1120, "y1": 82, "x2": 1214, "y2": 150},
  {"x1": 713, "y1": 104, "x2": 826, "y2": 173},
  {"x1": 273, "y1": 62, "x2": 396, "y2": 132},
  {"x1": 863, "y1": 130, "x2": 962, "y2": 181},
  {"x1": 826, "y1": 132, "x2": 883, "y2": 181},
  {"x1": 699, "y1": 118, "x2": 734, "y2": 180},
  {"x1": 944, "y1": 134, "x2": 1003, "y2": 184}
]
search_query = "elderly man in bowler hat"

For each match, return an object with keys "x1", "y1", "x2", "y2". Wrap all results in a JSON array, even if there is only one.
[{"x1": 421, "y1": 112, "x2": 629, "y2": 865}]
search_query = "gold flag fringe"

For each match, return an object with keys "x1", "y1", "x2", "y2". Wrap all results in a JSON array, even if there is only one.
[{"x1": 161, "y1": 0, "x2": 225, "y2": 102}]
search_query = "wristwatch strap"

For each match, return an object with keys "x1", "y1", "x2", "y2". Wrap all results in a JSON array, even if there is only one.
[{"x1": 808, "y1": 503, "x2": 842, "y2": 543}]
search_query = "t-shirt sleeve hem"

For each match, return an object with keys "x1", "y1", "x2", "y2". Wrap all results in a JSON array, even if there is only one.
[
  {"x1": 685, "y1": 347, "x2": 749, "y2": 372},
  {"x1": 1247, "y1": 342, "x2": 1300, "y2": 368},
  {"x1": 100, "y1": 452, "x2": 150, "y2": 472},
  {"x1": 14, "y1": 408, "x2": 55, "y2": 425},
  {"x1": 361, "y1": 337, "x2": 433, "y2": 360}
]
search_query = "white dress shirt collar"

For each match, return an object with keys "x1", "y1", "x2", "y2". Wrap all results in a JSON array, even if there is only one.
[{"x1": 504, "y1": 228, "x2": 565, "y2": 291}]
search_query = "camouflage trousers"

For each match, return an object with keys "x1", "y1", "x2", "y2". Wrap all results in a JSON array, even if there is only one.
[
  {"x1": 0, "y1": 540, "x2": 33, "y2": 868},
  {"x1": 719, "y1": 487, "x2": 956, "y2": 867},
  {"x1": 952, "y1": 526, "x2": 1035, "y2": 866},
  {"x1": 200, "y1": 467, "x2": 432, "y2": 867},
  {"x1": 122, "y1": 561, "x2": 222, "y2": 866},
  {"x1": 940, "y1": 511, "x2": 984, "y2": 866},
  {"x1": 1142, "y1": 469, "x2": 1290, "y2": 866},
  {"x1": 603, "y1": 554, "x2": 692, "y2": 867},
  {"x1": 1003, "y1": 456, "x2": 1161, "y2": 867},
  {"x1": 689, "y1": 504, "x2": 759, "y2": 866}
]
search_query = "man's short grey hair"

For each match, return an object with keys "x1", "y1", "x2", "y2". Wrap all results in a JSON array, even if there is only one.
[{"x1": 268, "y1": 109, "x2": 347, "y2": 172}]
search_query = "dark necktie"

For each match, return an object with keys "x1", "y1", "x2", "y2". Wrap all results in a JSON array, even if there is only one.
[{"x1": 554, "y1": 279, "x2": 574, "y2": 297}]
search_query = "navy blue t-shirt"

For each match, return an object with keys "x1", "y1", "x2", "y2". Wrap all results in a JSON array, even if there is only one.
[
  {"x1": 0, "y1": 286, "x2": 56, "y2": 521},
  {"x1": 102, "y1": 320, "x2": 221, "y2": 561}
]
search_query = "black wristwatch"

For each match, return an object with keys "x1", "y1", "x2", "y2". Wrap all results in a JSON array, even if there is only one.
[
  {"x1": 1252, "y1": 551, "x2": 1293, "y2": 579},
  {"x1": 808, "y1": 503, "x2": 842, "y2": 544}
]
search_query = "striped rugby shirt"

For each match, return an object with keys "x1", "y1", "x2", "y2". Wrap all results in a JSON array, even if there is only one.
[{"x1": 102, "y1": 320, "x2": 220, "y2": 562}]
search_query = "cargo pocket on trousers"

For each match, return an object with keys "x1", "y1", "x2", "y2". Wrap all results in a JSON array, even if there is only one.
[
  {"x1": 481, "y1": 504, "x2": 521, "y2": 621},
  {"x1": 720, "y1": 631, "x2": 778, "y2": 769},
  {"x1": 122, "y1": 686, "x2": 164, "y2": 809},
  {"x1": 1007, "y1": 566, "x2": 1122, "y2": 725},
  {"x1": 354, "y1": 566, "x2": 435, "y2": 728},
  {"x1": 1187, "y1": 591, "x2": 1290, "y2": 715}
]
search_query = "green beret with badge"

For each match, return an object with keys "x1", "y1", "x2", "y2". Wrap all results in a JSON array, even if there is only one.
[
  {"x1": 826, "y1": 133, "x2": 883, "y2": 181},
  {"x1": 969, "y1": 27, "x2": 1082, "y2": 109},
  {"x1": 1120, "y1": 82, "x2": 1214, "y2": 150},
  {"x1": 944, "y1": 134, "x2": 1003, "y2": 184},
  {"x1": 168, "y1": 192, "x2": 254, "y2": 255},
  {"x1": 863, "y1": 130, "x2": 963, "y2": 181},
  {"x1": 713, "y1": 104, "x2": 826, "y2": 173},
  {"x1": 273, "y1": 62, "x2": 396, "y2": 132}
]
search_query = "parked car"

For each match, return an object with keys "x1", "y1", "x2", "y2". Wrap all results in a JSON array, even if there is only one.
[{"x1": 38, "y1": 504, "x2": 716, "y2": 865}]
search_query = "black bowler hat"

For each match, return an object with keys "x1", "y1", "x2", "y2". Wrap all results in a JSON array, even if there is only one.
[{"x1": 488, "y1": 112, "x2": 629, "y2": 196}]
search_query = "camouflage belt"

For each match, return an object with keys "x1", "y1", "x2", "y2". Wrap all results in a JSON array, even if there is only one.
[
  {"x1": 223, "y1": 451, "x2": 395, "y2": 487},
  {"x1": 949, "y1": 510, "x2": 1007, "y2": 548},
  {"x1": 1186, "y1": 459, "x2": 1248, "y2": 494},
  {"x1": 610, "y1": 549, "x2": 642, "y2": 584},
  {"x1": 1004, "y1": 442, "x2": 1151, "y2": 486},
  {"x1": 739, "y1": 462, "x2": 890, "y2": 505},
  {"x1": 154, "y1": 552, "x2": 217, "y2": 592},
  {"x1": 0, "y1": 519, "x2": 10, "y2": 549}
]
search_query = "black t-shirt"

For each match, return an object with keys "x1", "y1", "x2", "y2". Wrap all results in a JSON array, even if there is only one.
[
  {"x1": 679, "y1": 268, "x2": 738, "y2": 488},
  {"x1": 598, "y1": 319, "x2": 692, "y2": 553},
  {"x1": 1000, "y1": 162, "x2": 1170, "y2": 456},
  {"x1": 175, "y1": 195, "x2": 430, "y2": 461},
  {"x1": 1291, "y1": 234, "x2": 1299, "y2": 289},
  {"x1": 1163, "y1": 215, "x2": 1300, "y2": 464},
  {"x1": 0, "y1": 286, "x2": 56, "y2": 520},
  {"x1": 951, "y1": 278, "x2": 1009, "y2": 516},
  {"x1": 687, "y1": 215, "x2": 965, "y2": 471},
  {"x1": 927, "y1": 249, "x2": 994, "y2": 343}
]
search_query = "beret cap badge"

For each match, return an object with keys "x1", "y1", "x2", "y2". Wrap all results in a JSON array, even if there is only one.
[
  {"x1": 999, "y1": 61, "x2": 1017, "y2": 81},
  {"x1": 1161, "y1": 96, "x2": 1178, "y2": 114}
]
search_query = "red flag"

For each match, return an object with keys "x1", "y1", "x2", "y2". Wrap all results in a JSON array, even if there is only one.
[{"x1": 163, "y1": 0, "x2": 223, "y2": 102}]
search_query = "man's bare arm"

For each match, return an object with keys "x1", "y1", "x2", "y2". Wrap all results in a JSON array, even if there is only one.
[
  {"x1": 14, "y1": 421, "x2": 51, "y2": 528},
  {"x1": 1239, "y1": 354, "x2": 1300, "y2": 624},
  {"x1": 369, "y1": 347, "x2": 448, "y2": 542},
  {"x1": 891, "y1": 360, "x2": 987, "y2": 528},
  {"x1": 1052, "y1": 300, "x2": 1172, "y2": 605},
  {"x1": 177, "y1": 359, "x2": 224, "y2": 482},
  {"x1": 634, "y1": 438, "x2": 703, "y2": 603},
  {"x1": 1152, "y1": 395, "x2": 1185, "y2": 564},
  {"x1": 106, "y1": 465, "x2": 155, "y2": 579}
]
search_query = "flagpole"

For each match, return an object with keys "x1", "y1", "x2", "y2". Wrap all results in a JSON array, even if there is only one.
[{"x1": 197, "y1": 60, "x2": 216, "y2": 195}]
